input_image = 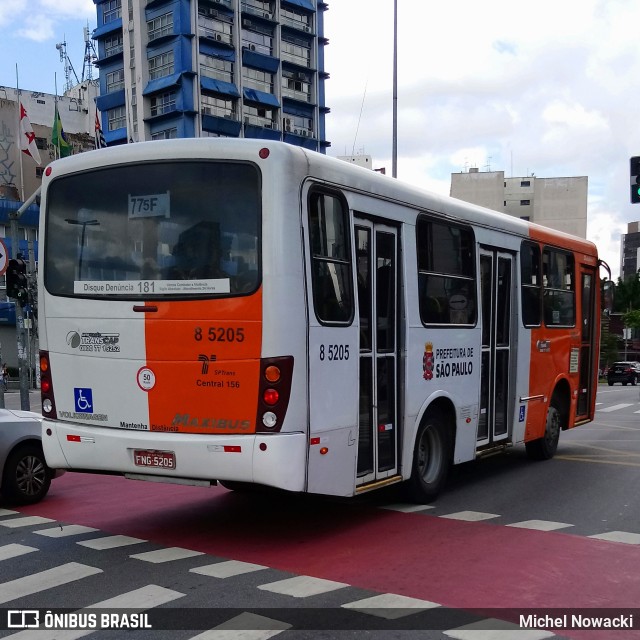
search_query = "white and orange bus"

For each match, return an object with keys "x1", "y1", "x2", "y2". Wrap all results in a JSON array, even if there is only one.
[{"x1": 38, "y1": 139, "x2": 607, "y2": 502}]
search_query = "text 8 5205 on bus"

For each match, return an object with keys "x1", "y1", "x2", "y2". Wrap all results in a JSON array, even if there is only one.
[{"x1": 38, "y1": 139, "x2": 608, "y2": 503}]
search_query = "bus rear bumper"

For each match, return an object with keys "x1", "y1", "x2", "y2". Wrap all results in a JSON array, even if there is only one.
[{"x1": 41, "y1": 419, "x2": 307, "y2": 492}]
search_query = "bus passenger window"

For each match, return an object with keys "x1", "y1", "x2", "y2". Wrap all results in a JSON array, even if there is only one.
[
  {"x1": 520, "y1": 241, "x2": 541, "y2": 327},
  {"x1": 416, "y1": 216, "x2": 476, "y2": 326},
  {"x1": 542, "y1": 248, "x2": 575, "y2": 327},
  {"x1": 308, "y1": 191, "x2": 354, "y2": 324}
]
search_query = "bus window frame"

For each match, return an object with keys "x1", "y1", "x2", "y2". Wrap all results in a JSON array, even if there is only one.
[
  {"x1": 542, "y1": 245, "x2": 576, "y2": 328},
  {"x1": 416, "y1": 213, "x2": 477, "y2": 328},
  {"x1": 307, "y1": 186, "x2": 355, "y2": 327},
  {"x1": 520, "y1": 240, "x2": 542, "y2": 328}
]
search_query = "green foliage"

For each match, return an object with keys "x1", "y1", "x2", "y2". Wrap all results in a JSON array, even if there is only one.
[
  {"x1": 623, "y1": 309, "x2": 640, "y2": 330},
  {"x1": 614, "y1": 275, "x2": 640, "y2": 312}
]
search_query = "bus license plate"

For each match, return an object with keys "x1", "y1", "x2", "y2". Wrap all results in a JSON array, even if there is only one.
[{"x1": 133, "y1": 450, "x2": 176, "y2": 470}]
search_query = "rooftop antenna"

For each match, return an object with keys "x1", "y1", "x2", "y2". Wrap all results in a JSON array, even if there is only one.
[
  {"x1": 82, "y1": 25, "x2": 99, "y2": 82},
  {"x1": 56, "y1": 39, "x2": 80, "y2": 93}
]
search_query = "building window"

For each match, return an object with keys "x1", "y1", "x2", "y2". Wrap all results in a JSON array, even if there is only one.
[
  {"x1": 200, "y1": 54, "x2": 233, "y2": 83},
  {"x1": 201, "y1": 93, "x2": 235, "y2": 119},
  {"x1": 104, "y1": 33, "x2": 124, "y2": 57},
  {"x1": 35, "y1": 137, "x2": 47, "y2": 150},
  {"x1": 280, "y1": 6, "x2": 312, "y2": 31},
  {"x1": 520, "y1": 180, "x2": 531, "y2": 187},
  {"x1": 282, "y1": 69, "x2": 311, "y2": 102},
  {"x1": 417, "y1": 217, "x2": 476, "y2": 326},
  {"x1": 105, "y1": 68, "x2": 125, "y2": 92},
  {"x1": 243, "y1": 104, "x2": 274, "y2": 129},
  {"x1": 281, "y1": 37, "x2": 311, "y2": 67},
  {"x1": 103, "y1": 0, "x2": 122, "y2": 24},
  {"x1": 148, "y1": 50, "x2": 174, "y2": 79},
  {"x1": 241, "y1": 23, "x2": 273, "y2": 55},
  {"x1": 242, "y1": 67, "x2": 273, "y2": 94},
  {"x1": 150, "y1": 91, "x2": 177, "y2": 117},
  {"x1": 108, "y1": 105, "x2": 127, "y2": 131},
  {"x1": 520, "y1": 199, "x2": 530, "y2": 206},
  {"x1": 151, "y1": 127, "x2": 178, "y2": 140},
  {"x1": 148, "y1": 12, "x2": 173, "y2": 40},
  {"x1": 283, "y1": 114, "x2": 313, "y2": 137},
  {"x1": 197, "y1": 13, "x2": 233, "y2": 44},
  {"x1": 241, "y1": 0, "x2": 273, "y2": 19}
]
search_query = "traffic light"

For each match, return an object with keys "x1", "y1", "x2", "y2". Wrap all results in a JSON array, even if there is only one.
[
  {"x1": 631, "y1": 156, "x2": 640, "y2": 203},
  {"x1": 6, "y1": 257, "x2": 28, "y2": 304}
]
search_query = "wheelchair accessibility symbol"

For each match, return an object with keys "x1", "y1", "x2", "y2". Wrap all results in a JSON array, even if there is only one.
[{"x1": 74, "y1": 388, "x2": 94, "y2": 413}]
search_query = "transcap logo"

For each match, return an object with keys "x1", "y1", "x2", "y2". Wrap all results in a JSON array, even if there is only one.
[{"x1": 74, "y1": 388, "x2": 93, "y2": 413}]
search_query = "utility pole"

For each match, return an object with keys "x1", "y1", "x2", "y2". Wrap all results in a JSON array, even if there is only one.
[{"x1": 8, "y1": 187, "x2": 40, "y2": 411}]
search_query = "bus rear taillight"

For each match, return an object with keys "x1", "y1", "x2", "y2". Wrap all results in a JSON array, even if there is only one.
[
  {"x1": 256, "y1": 356, "x2": 293, "y2": 433},
  {"x1": 39, "y1": 351, "x2": 58, "y2": 419}
]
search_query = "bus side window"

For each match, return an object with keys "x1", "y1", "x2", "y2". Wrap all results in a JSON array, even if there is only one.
[
  {"x1": 416, "y1": 216, "x2": 476, "y2": 326},
  {"x1": 308, "y1": 190, "x2": 354, "y2": 324},
  {"x1": 520, "y1": 241, "x2": 541, "y2": 327},
  {"x1": 542, "y1": 248, "x2": 575, "y2": 327}
]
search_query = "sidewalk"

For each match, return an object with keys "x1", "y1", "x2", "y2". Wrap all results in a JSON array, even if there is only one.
[{"x1": 0, "y1": 389, "x2": 42, "y2": 413}]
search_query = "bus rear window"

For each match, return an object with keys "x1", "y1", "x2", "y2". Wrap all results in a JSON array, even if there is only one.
[{"x1": 44, "y1": 161, "x2": 261, "y2": 298}]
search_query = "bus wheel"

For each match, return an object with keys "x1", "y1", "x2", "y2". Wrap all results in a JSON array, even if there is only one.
[
  {"x1": 1, "y1": 444, "x2": 51, "y2": 505},
  {"x1": 525, "y1": 398, "x2": 561, "y2": 461},
  {"x1": 406, "y1": 415, "x2": 451, "y2": 504}
]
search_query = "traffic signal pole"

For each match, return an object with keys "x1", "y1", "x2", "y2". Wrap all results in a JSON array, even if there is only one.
[{"x1": 9, "y1": 187, "x2": 40, "y2": 411}]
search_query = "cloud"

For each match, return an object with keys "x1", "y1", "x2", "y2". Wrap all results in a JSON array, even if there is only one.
[
  {"x1": 17, "y1": 16, "x2": 55, "y2": 42},
  {"x1": 0, "y1": 0, "x2": 25, "y2": 27}
]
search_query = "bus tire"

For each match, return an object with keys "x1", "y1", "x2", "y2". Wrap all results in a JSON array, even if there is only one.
[
  {"x1": 406, "y1": 414, "x2": 451, "y2": 504},
  {"x1": 1, "y1": 443, "x2": 51, "y2": 505},
  {"x1": 525, "y1": 397, "x2": 561, "y2": 461}
]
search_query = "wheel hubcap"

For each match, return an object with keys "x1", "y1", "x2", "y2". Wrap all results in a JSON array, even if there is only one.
[{"x1": 16, "y1": 456, "x2": 46, "y2": 497}]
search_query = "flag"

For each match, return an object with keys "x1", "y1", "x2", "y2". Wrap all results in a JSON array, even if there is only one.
[
  {"x1": 94, "y1": 109, "x2": 107, "y2": 149},
  {"x1": 52, "y1": 105, "x2": 71, "y2": 157},
  {"x1": 19, "y1": 102, "x2": 41, "y2": 165}
]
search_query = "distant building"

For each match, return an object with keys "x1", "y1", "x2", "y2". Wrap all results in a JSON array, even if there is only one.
[
  {"x1": 92, "y1": 0, "x2": 330, "y2": 150},
  {"x1": 0, "y1": 83, "x2": 98, "y2": 368},
  {"x1": 450, "y1": 168, "x2": 588, "y2": 238},
  {"x1": 620, "y1": 222, "x2": 640, "y2": 281},
  {"x1": 338, "y1": 155, "x2": 373, "y2": 170}
]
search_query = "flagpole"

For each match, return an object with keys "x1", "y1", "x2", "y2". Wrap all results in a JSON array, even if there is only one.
[{"x1": 16, "y1": 64, "x2": 25, "y2": 201}]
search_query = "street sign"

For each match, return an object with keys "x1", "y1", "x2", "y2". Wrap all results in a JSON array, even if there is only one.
[{"x1": 0, "y1": 238, "x2": 7, "y2": 276}]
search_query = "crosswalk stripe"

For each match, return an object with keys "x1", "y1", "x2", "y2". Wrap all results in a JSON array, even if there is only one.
[
  {"x1": 188, "y1": 612, "x2": 291, "y2": 640},
  {"x1": 0, "y1": 509, "x2": 18, "y2": 517},
  {"x1": 0, "y1": 543, "x2": 38, "y2": 561},
  {"x1": 77, "y1": 535, "x2": 146, "y2": 550},
  {"x1": 444, "y1": 618, "x2": 555, "y2": 639},
  {"x1": 597, "y1": 403, "x2": 633, "y2": 413},
  {"x1": 5, "y1": 585, "x2": 185, "y2": 640},
  {"x1": 506, "y1": 520, "x2": 573, "y2": 532},
  {"x1": 342, "y1": 593, "x2": 440, "y2": 619},
  {"x1": 439, "y1": 511, "x2": 499, "y2": 522},
  {"x1": 130, "y1": 547, "x2": 204, "y2": 563},
  {"x1": 190, "y1": 560, "x2": 268, "y2": 578},
  {"x1": 380, "y1": 503, "x2": 435, "y2": 513},
  {"x1": 0, "y1": 562, "x2": 102, "y2": 605},
  {"x1": 258, "y1": 575, "x2": 348, "y2": 597},
  {"x1": 0, "y1": 516, "x2": 56, "y2": 528},
  {"x1": 35, "y1": 525, "x2": 99, "y2": 538},
  {"x1": 589, "y1": 531, "x2": 640, "y2": 544}
]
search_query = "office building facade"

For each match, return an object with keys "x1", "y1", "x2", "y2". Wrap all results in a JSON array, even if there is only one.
[
  {"x1": 93, "y1": 0, "x2": 329, "y2": 150},
  {"x1": 450, "y1": 168, "x2": 588, "y2": 238},
  {"x1": 620, "y1": 222, "x2": 640, "y2": 281}
]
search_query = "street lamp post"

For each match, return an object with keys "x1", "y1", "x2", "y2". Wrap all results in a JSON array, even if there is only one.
[{"x1": 65, "y1": 219, "x2": 100, "y2": 278}]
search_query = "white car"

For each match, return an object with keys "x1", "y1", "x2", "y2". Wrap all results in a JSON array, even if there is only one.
[{"x1": 0, "y1": 409, "x2": 59, "y2": 505}]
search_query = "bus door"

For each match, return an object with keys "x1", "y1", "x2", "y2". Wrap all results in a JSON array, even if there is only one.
[
  {"x1": 478, "y1": 248, "x2": 514, "y2": 446},
  {"x1": 576, "y1": 266, "x2": 596, "y2": 420},
  {"x1": 354, "y1": 219, "x2": 400, "y2": 486}
]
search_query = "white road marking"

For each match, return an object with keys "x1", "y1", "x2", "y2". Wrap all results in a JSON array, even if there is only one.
[
  {"x1": 439, "y1": 511, "x2": 500, "y2": 522},
  {"x1": 589, "y1": 531, "x2": 640, "y2": 544},
  {"x1": 77, "y1": 535, "x2": 147, "y2": 550},
  {"x1": 130, "y1": 547, "x2": 204, "y2": 563},
  {"x1": 342, "y1": 593, "x2": 440, "y2": 619},
  {"x1": 189, "y1": 612, "x2": 291, "y2": 640},
  {"x1": 597, "y1": 403, "x2": 633, "y2": 413},
  {"x1": 0, "y1": 516, "x2": 56, "y2": 528},
  {"x1": 191, "y1": 560, "x2": 268, "y2": 578},
  {"x1": 506, "y1": 520, "x2": 573, "y2": 531},
  {"x1": 0, "y1": 543, "x2": 38, "y2": 561},
  {"x1": 258, "y1": 575, "x2": 348, "y2": 597},
  {"x1": 35, "y1": 525, "x2": 99, "y2": 538}
]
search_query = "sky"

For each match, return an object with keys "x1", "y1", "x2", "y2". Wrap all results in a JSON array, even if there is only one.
[{"x1": 1, "y1": 0, "x2": 639, "y2": 279}]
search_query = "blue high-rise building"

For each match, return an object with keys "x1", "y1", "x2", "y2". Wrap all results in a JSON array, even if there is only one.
[{"x1": 92, "y1": 0, "x2": 329, "y2": 150}]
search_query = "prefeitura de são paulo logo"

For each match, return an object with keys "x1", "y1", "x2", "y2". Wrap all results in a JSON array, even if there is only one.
[{"x1": 423, "y1": 342, "x2": 434, "y2": 380}]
